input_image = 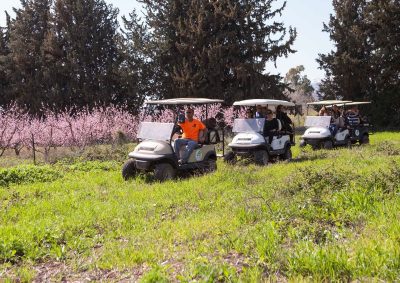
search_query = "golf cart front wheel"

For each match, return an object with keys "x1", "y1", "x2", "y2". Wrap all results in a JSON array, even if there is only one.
[
  {"x1": 122, "y1": 159, "x2": 137, "y2": 180},
  {"x1": 223, "y1": 151, "x2": 237, "y2": 164},
  {"x1": 154, "y1": 163, "x2": 176, "y2": 181},
  {"x1": 254, "y1": 150, "x2": 269, "y2": 166},
  {"x1": 323, "y1": 140, "x2": 333, "y2": 150}
]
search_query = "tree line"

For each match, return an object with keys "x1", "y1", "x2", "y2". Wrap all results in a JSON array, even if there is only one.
[
  {"x1": 0, "y1": 0, "x2": 296, "y2": 115},
  {"x1": 0, "y1": 0, "x2": 399, "y2": 127},
  {"x1": 318, "y1": 0, "x2": 400, "y2": 127}
]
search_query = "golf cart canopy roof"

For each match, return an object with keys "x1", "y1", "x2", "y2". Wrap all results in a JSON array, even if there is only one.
[
  {"x1": 307, "y1": 100, "x2": 352, "y2": 106},
  {"x1": 338, "y1": 101, "x2": 372, "y2": 106},
  {"x1": 145, "y1": 98, "x2": 224, "y2": 105},
  {"x1": 233, "y1": 99, "x2": 295, "y2": 107}
]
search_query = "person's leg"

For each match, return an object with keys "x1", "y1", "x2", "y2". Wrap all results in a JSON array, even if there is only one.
[
  {"x1": 287, "y1": 125, "x2": 294, "y2": 144},
  {"x1": 181, "y1": 140, "x2": 198, "y2": 163},
  {"x1": 268, "y1": 133, "x2": 273, "y2": 144},
  {"x1": 174, "y1": 139, "x2": 188, "y2": 159}
]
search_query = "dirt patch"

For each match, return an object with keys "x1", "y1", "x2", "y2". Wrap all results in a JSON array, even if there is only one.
[{"x1": 2, "y1": 261, "x2": 151, "y2": 282}]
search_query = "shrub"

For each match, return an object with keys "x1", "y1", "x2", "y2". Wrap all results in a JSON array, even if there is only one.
[{"x1": 0, "y1": 165, "x2": 62, "y2": 187}]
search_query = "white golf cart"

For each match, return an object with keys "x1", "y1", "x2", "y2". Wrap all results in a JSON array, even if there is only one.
[
  {"x1": 300, "y1": 100, "x2": 352, "y2": 149},
  {"x1": 122, "y1": 98, "x2": 224, "y2": 181},
  {"x1": 224, "y1": 99, "x2": 295, "y2": 165}
]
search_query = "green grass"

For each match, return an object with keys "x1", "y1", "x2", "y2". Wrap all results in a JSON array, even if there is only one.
[{"x1": 0, "y1": 132, "x2": 399, "y2": 281}]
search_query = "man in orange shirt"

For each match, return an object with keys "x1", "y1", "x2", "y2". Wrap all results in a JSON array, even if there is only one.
[{"x1": 174, "y1": 108, "x2": 207, "y2": 164}]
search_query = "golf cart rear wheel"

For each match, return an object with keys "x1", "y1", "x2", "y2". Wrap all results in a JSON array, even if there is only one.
[
  {"x1": 223, "y1": 151, "x2": 236, "y2": 164},
  {"x1": 254, "y1": 150, "x2": 269, "y2": 166},
  {"x1": 283, "y1": 147, "x2": 292, "y2": 161},
  {"x1": 360, "y1": 134, "x2": 369, "y2": 145},
  {"x1": 122, "y1": 159, "x2": 137, "y2": 180},
  {"x1": 346, "y1": 139, "x2": 352, "y2": 149},
  {"x1": 323, "y1": 140, "x2": 333, "y2": 150},
  {"x1": 204, "y1": 158, "x2": 217, "y2": 172},
  {"x1": 154, "y1": 163, "x2": 176, "y2": 181}
]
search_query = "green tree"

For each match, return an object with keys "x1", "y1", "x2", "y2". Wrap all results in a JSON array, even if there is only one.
[
  {"x1": 0, "y1": 12, "x2": 11, "y2": 106},
  {"x1": 317, "y1": 0, "x2": 400, "y2": 127},
  {"x1": 364, "y1": 0, "x2": 400, "y2": 126},
  {"x1": 139, "y1": 0, "x2": 296, "y2": 104},
  {"x1": 284, "y1": 65, "x2": 314, "y2": 104},
  {"x1": 6, "y1": 0, "x2": 52, "y2": 113},
  {"x1": 317, "y1": 0, "x2": 370, "y2": 101},
  {"x1": 51, "y1": 0, "x2": 120, "y2": 111},
  {"x1": 118, "y1": 10, "x2": 152, "y2": 113}
]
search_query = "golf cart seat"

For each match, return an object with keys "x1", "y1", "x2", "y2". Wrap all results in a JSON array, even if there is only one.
[
  {"x1": 276, "y1": 119, "x2": 283, "y2": 131},
  {"x1": 202, "y1": 117, "x2": 221, "y2": 145},
  {"x1": 275, "y1": 119, "x2": 289, "y2": 136}
]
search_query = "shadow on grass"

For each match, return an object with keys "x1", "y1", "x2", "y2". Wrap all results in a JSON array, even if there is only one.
[{"x1": 129, "y1": 168, "x2": 215, "y2": 184}]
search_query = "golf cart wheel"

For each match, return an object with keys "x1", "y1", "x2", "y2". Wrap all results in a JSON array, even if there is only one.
[
  {"x1": 323, "y1": 140, "x2": 333, "y2": 150},
  {"x1": 254, "y1": 150, "x2": 269, "y2": 166},
  {"x1": 311, "y1": 144, "x2": 319, "y2": 151},
  {"x1": 204, "y1": 158, "x2": 217, "y2": 172},
  {"x1": 360, "y1": 134, "x2": 369, "y2": 145},
  {"x1": 283, "y1": 147, "x2": 292, "y2": 161},
  {"x1": 122, "y1": 159, "x2": 137, "y2": 180},
  {"x1": 346, "y1": 139, "x2": 352, "y2": 149},
  {"x1": 223, "y1": 151, "x2": 237, "y2": 164},
  {"x1": 154, "y1": 163, "x2": 176, "y2": 181}
]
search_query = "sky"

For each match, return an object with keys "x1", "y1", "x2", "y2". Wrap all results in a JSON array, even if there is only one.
[{"x1": 0, "y1": 0, "x2": 334, "y2": 82}]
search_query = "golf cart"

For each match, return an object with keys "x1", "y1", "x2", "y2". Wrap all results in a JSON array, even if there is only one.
[
  {"x1": 300, "y1": 100, "x2": 352, "y2": 149},
  {"x1": 122, "y1": 98, "x2": 224, "y2": 182},
  {"x1": 224, "y1": 99, "x2": 295, "y2": 165}
]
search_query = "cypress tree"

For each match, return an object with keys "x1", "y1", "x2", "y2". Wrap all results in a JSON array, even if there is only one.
[
  {"x1": 139, "y1": 0, "x2": 296, "y2": 103},
  {"x1": 0, "y1": 13, "x2": 11, "y2": 106},
  {"x1": 317, "y1": 0, "x2": 399, "y2": 127},
  {"x1": 6, "y1": 0, "x2": 52, "y2": 114},
  {"x1": 317, "y1": 0, "x2": 370, "y2": 101},
  {"x1": 52, "y1": 0, "x2": 120, "y2": 111}
]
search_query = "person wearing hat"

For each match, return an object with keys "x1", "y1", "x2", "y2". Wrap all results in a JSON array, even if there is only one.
[{"x1": 174, "y1": 108, "x2": 207, "y2": 164}]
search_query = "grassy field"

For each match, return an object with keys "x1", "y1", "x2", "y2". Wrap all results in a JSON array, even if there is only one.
[{"x1": 0, "y1": 132, "x2": 399, "y2": 282}]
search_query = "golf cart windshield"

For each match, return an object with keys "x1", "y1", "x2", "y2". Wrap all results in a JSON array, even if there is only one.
[
  {"x1": 137, "y1": 122, "x2": 175, "y2": 141},
  {"x1": 232, "y1": 118, "x2": 265, "y2": 133},
  {"x1": 304, "y1": 116, "x2": 332, "y2": 128}
]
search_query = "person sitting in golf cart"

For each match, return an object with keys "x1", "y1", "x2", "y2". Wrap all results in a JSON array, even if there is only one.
[
  {"x1": 174, "y1": 108, "x2": 207, "y2": 164},
  {"x1": 255, "y1": 105, "x2": 264, "y2": 118},
  {"x1": 264, "y1": 109, "x2": 280, "y2": 144},
  {"x1": 245, "y1": 108, "x2": 254, "y2": 119},
  {"x1": 345, "y1": 105, "x2": 361, "y2": 126},
  {"x1": 276, "y1": 105, "x2": 294, "y2": 144},
  {"x1": 318, "y1": 106, "x2": 328, "y2": 116},
  {"x1": 332, "y1": 104, "x2": 342, "y2": 119}
]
